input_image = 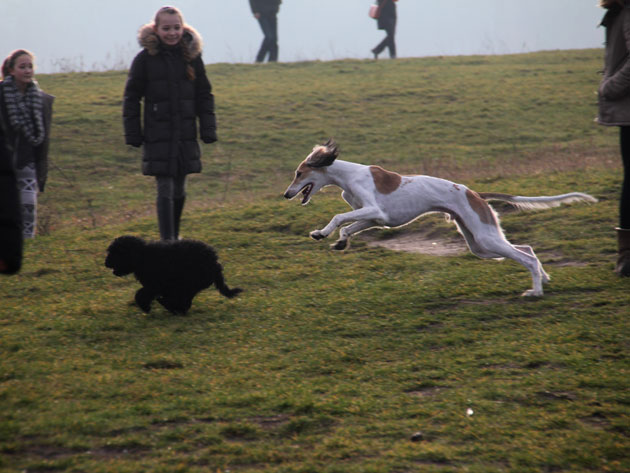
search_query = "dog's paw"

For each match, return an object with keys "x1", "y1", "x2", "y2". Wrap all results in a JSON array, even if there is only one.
[
  {"x1": 136, "y1": 300, "x2": 152, "y2": 313},
  {"x1": 309, "y1": 230, "x2": 326, "y2": 241},
  {"x1": 135, "y1": 289, "x2": 153, "y2": 313},
  {"x1": 521, "y1": 288, "x2": 543, "y2": 298},
  {"x1": 331, "y1": 239, "x2": 348, "y2": 251}
]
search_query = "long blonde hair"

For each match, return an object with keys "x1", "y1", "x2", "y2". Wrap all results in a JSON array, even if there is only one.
[{"x1": 151, "y1": 6, "x2": 195, "y2": 81}]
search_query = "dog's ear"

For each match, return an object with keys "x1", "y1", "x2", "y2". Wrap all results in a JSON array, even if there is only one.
[{"x1": 307, "y1": 138, "x2": 339, "y2": 168}]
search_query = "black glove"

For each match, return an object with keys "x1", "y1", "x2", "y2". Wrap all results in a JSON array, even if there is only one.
[
  {"x1": 201, "y1": 130, "x2": 218, "y2": 144},
  {"x1": 125, "y1": 136, "x2": 143, "y2": 148}
]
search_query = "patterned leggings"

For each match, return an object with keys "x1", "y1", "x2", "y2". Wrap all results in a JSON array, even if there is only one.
[{"x1": 16, "y1": 164, "x2": 37, "y2": 239}]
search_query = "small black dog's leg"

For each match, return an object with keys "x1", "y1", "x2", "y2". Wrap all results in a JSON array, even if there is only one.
[
  {"x1": 135, "y1": 287, "x2": 155, "y2": 313},
  {"x1": 157, "y1": 295, "x2": 192, "y2": 315}
]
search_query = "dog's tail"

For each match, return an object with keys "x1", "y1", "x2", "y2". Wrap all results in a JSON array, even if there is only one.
[
  {"x1": 478, "y1": 192, "x2": 598, "y2": 211},
  {"x1": 215, "y1": 264, "x2": 243, "y2": 299}
]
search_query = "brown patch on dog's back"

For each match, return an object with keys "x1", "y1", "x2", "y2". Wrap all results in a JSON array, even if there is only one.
[
  {"x1": 466, "y1": 189, "x2": 496, "y2": 224},
  {"x1": 370, "y1": 166, "x2": 402, "y2": 194}
]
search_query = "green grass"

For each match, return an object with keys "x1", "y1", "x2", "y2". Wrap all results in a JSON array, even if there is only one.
[{"x1": 1, "y1": 50, "x2": 629, "y2": 472}]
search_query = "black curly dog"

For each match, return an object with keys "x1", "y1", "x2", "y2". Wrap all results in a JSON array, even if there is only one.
[{"x1": 105, "y1": 235, "x2": 242, "y2": 314}]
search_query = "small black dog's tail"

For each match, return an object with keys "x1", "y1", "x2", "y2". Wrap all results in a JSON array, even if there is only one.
[{"x1": 215, "y1": 264, "x2": 243, "y2": 299}]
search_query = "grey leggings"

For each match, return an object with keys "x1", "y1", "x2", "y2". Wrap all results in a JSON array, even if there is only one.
[{"x1": 156, "y1": 175, "x2": 186, "y2": 200}]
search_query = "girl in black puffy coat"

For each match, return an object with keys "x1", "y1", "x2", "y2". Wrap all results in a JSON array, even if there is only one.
[{"x1": 123, "y1": 6, "x2": 217, "y2": 240}]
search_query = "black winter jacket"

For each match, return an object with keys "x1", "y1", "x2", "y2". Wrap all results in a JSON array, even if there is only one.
[
  {"x1": 249, "y1": 0, "x2": 281, "y2": 15},
  {"x1": 123, "y1": 24, "x2": 216, "y2": 176},
  {"x1": 377, "y1": 0, "x2": 397, "y2": 30},
  {"x1": 0, "y1": 122, "x2": 22, "y2": 274},
  {"x1": 0, "y1": 85, "x2": 54, "y2": 191},
  {"x1": 598, "y1": 2, "x2": 630, "y2": 126}
]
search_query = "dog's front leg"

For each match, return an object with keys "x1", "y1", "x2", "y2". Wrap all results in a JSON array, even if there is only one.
[
  {"x1": 310, "y1": 207, "x2": 383, "y2": 242},
  {"x1": 332, "y1": 220, "x2": 379, "y2": 250},
  {"x1": 135, "y1": 287, "x2": 156, "y2": 313}
]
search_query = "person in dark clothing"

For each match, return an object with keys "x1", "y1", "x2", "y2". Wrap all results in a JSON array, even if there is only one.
[
  {"x1": 598, "y1": 0, "x2": 630, "y2": 276},
  {"x1": 123, "y1": 6, "x2": 217, "y2": 240},
  {"x1": 250, "y1": 0, "x2": 282, "y2": 63},
  {"x1": 0, "y1": 49, "x2": 54, "y2": 239},
  {"x1": 0, "y1": 117, "x2": 22, "y2": 275},
  {"x1": 371, "y1": 0, "x2": 398, "y2": 59}
]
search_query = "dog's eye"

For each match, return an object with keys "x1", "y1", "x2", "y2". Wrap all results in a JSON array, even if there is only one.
[{"x1": 296, "y1": 171, "x2": 302, "y2": 178}]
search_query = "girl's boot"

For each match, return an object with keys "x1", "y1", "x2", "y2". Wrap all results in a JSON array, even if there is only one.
[{"x1": 615, "y1": 228, "x2": 630, "y2": 276}]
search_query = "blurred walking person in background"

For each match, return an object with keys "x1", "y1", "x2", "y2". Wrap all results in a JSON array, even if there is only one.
[
  {"x1": 598, "y1": 0, "x2": 630, "y2": 276},
  {"x1": 371, "y1": 0, "x2": 398, "y2": 59},
  {"x1": 0, "y1": 49, "x2": 54, "y2": 239},
  {"x1": 250, "y1": 0, "x2": 281, "y2": 63},
  {"x1": 123, "y1": 6, "x2": 217, "y2": 240}
]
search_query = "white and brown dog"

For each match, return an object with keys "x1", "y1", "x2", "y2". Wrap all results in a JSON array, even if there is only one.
[{"x1": 283, "y1": 139, "x2": 597, "y2": 297}]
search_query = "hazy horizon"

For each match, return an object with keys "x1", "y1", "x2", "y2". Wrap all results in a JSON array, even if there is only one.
[{"x1": 2, "y1": 0, "x2": 605, "y2": 74}]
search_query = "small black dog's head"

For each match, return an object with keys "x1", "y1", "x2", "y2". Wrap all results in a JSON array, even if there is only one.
[{"x1": 105, "y1": 235, "x2": 145, "y2": 277}]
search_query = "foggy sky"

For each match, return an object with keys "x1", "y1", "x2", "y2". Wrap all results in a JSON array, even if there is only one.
[{"x1": 2, "y1": 0, "x2": 605, "y2": 74}]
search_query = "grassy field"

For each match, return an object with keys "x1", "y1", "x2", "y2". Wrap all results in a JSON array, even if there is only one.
[{"x1": 1, "y1": 50, "x2": 629, "y2": 472}]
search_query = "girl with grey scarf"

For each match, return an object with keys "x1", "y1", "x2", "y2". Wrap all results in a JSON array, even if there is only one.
[{"x1": 0, "y1": 50, "x2": 54, "y2": 238}]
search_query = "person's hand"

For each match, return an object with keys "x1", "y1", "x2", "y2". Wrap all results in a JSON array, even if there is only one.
[
  {"x1": 126, "y1": 136, "x2": 143, "y2": 148},
  {"x1": 202, "y1": 130, "x2": 218, "y2": 144}
]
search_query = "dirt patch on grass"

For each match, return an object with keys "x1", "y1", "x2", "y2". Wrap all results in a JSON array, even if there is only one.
[
  {"x1": 359, "y1": 214, "x2": 468, "y2": 256},
  {"x1": 363, "y1": 227, "x2": 589, "y2": 269},
  {"x1": 362, "y1": 228, "x2": 468, "y2": 256}
]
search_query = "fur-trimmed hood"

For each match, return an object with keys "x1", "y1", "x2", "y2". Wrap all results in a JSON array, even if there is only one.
[{"x1": 137, "y1": 23, "x2": 203, "y2": 62}]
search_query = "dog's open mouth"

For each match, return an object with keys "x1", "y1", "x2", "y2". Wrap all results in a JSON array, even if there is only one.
[{"x1": 301, "y1": 183, "x2": 313, "y2": 204}]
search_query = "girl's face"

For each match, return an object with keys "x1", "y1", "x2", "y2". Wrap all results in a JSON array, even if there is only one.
[
  {"x1": 154, "y1": 13, "x2": 183, "y2": 46},
  {"x1": 10, "y1": 54, "x2": 34, "y2": 89}
]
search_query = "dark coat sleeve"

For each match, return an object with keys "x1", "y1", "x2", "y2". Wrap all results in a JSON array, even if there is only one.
[
  {"x1": 123, "y1": 51, "x2": 147, "y2": 147},
  {"x1": 35, "y1": 92, "x2": 54, "y2": 192},
  {"x1": 601, "y1": 6, "x2": 630, "y2": 100},
  {"x1": 0, "y1": 123, "x2": 23, "y2": 275},
  {"x1": 194, "y1": 55, "x2": 217, "y2": 143}
]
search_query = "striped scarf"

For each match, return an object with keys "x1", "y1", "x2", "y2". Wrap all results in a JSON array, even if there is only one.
[{"x1": 1, "y1": 75, "x2": 45, "y2": 146}]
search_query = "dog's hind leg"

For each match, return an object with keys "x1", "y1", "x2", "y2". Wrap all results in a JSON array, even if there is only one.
[
  {"x1": 475, "y1": 237, "x2": 545, "y2": 297},
  {"x1": 453, "y1": 218, "x2": 545, "y2": 297},
  {"x1": 135, "y1": 287, "x2": 155, "y2": 313},
  {"x1": 333, "y1": 220, "x2": 378, "y2": 250},
  {"x1": 514, "y1": 244, "x2": 550, "y2": 284}
]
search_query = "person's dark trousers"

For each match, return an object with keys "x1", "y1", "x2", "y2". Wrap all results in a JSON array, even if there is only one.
[
  {"x1": 157, "y1": 197, "x2": 175, "y2": 241},
  {"x1": 620, "y1": 126, "x2": 630, "y2": 229},
  {"x1": 615, "y1": 126, "x2": 630, "y2": 276},
  {"x1": 373, "y1": 19, "x2": 396, "y2": 59},
  {"x1": 156, "y1": 175, "x2": 186, "y2": 241},
  {"x1": 256, "y1": 12, "x2": 278, "y2": 63},
  {"x1": 173, "y1": 196, "x2": 186, "y2": 240}
]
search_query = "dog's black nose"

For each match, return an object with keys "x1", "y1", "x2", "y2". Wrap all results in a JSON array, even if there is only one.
[{"x1": 283, "y1": 192, "x2": 291, "y2": 199}]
